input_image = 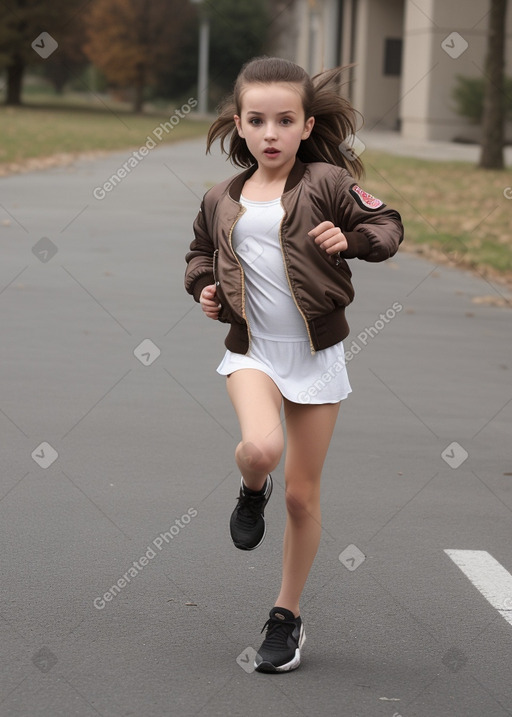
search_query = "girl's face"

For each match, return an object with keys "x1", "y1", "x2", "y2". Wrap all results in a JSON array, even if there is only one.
[{"x1": 234, "y1": 82, "x2": 314, "y2": 174}]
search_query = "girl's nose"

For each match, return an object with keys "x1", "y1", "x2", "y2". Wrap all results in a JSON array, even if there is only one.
[{"x1": 264, "y1": 123, "x2": 277, "y2": 140}]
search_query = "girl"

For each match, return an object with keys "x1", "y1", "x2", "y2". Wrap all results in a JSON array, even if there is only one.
[{"x1": 185, "y1": 57, "x2": 403, "y2": 673}]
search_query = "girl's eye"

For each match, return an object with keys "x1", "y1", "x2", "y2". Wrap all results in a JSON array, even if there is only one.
[
  {"x1": 249, "y1": 118, "x2": 262, "y2": 126},
  {"x1": 281, "y1": 118, "x2": 292, "y2": 126}
]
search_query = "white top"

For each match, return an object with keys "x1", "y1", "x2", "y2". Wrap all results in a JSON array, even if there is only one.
[
  {"x1": 232, "y1": 195, "x2": 308, "y2": 341},
  {"x1": 219, "y1": 194, "x2": 352, "y2": 404}
]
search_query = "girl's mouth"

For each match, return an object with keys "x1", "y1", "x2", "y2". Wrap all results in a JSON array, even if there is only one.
[{"x1": 264, "y1": 147, "x2": 280, "y2": 155}]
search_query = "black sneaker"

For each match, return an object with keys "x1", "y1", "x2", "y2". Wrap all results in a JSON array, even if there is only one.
[
  {"x1": 229, "y1": 475, "x2": 272, "y2": 551},
  {"x1": 254, "y1": 607, "x2": 306, "y2": 673}
]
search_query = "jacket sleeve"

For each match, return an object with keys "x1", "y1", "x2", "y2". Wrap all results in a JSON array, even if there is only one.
[
  {"x1": 336, "y1": 174, "x2": 404, "y2": 263},
  {"x1": 184, "y1": 198, "x2": 216, "y2": 302}
]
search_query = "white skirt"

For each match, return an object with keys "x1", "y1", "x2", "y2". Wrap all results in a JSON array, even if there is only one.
[{"x1": 216, "y1": 336, "x2": 351, "y2": 405}]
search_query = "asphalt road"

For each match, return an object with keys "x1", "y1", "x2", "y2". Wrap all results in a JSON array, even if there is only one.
[{"x1": 1, "y1": 136, "x2": 511, "y2": 717}]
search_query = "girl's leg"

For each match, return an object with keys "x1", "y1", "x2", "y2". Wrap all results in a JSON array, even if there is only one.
[
  {"x1": 226, "y1": 369, "x2": 284, "y2": 491},
  {"x1": 275, "y1": 400, "x2": 341, "y2": 616}
]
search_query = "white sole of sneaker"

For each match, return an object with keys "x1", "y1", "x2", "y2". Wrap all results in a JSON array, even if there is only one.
[{"x1": 254, "y1": 625, "x2": 306, "y2": 673}]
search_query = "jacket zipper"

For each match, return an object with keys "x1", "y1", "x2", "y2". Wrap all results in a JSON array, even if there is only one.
[
  {"x1": 213, "y1": 248, "x2": 219, "y2": 285},
  {"x1": 227, "y1": 207, "x2": 252, "y2": 353},
  {"x1": 279, "y1": 213, "x2": 316, "y2": 355}
]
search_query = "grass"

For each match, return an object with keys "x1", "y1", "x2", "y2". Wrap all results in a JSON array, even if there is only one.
[
  {"x1": 0, "y1": 96, "x2": 511, "y2": 283},
  {"x1": 0, "y1": 96, "x2": 210, "y2": 164},
  {"x1": 363, "y1": 150, "x2": 512, "y2": 282}
]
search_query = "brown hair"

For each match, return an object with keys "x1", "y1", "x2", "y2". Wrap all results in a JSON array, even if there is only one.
[{"x1": 206, "y1": 56, "x2": 364, "y2": 178}]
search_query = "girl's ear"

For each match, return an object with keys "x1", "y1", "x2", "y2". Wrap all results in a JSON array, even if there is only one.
[
  {"x1": 301, "y1": 116, "x2": 315, "y2": 140},
  {"x1": 234, "y1": 115, "x2": 244, "y2": 138}
]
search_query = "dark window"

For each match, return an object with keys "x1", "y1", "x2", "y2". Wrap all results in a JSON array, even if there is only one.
[{"x1": 384, "y1": 38, "x2": 402, "y2": 76}]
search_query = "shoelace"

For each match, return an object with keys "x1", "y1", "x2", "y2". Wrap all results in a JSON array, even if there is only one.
[
  {"x1": 260, "y1": 616, "x2": 297, "y2": 649},
  {"x1": 235, "y1": 491, "x2": 266, "y2": 526}
]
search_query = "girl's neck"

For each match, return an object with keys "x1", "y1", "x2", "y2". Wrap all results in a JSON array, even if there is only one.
[{"x1": 242, "y1": 160, "x2": 294, "y2": 201}]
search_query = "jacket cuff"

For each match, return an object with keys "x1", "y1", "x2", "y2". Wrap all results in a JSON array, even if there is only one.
[
  {"x1": 341, "y1": 231, "x2": 371, "y2": 259},
  {"x1": 192, "y1": 274, "x2": 214, "y2": 302}
]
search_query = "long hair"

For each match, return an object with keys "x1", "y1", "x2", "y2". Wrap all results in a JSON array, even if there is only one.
[{"x1": 206, "y1": 56, "x2": 364, "y2": 178}]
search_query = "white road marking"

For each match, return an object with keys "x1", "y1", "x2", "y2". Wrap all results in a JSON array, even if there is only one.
[{"x1": 445, "y1": 549, "x2": 512, "y2": 626}]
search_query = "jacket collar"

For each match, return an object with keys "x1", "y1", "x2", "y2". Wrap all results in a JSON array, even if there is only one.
[{"x1": 227, "y1": 158, "x2": 307, "y2": 202}]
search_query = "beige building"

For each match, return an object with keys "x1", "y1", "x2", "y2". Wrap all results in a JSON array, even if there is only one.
[{"x1": 273, "y1": 0, "x2": 512, "y2": 141}]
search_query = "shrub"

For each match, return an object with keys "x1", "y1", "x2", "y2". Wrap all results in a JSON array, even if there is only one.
[{"x1": 453, "y1": 75, "x2": 512, "y2": 123}]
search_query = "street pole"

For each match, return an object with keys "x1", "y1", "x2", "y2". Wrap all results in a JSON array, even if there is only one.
[{"x1": 191, "y1": 0, "x2": 210, "y2": 115}]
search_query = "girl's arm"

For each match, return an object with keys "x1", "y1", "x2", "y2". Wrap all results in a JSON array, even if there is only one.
[
  {"x1": 185, "y1": 200, "x2": 216, "y2": 301},
  {"x1": 335, "y1": 174, "x2": 404, "y2": 263}
]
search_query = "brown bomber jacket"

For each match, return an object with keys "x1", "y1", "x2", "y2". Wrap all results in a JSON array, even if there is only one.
[{"x1": 185, "y1": 159, "x2": 404, "y2": 354}]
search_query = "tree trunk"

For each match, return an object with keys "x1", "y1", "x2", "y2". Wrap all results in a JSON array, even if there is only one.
[
  {"x1": 133, "y1": 81, "x2": 145, "y2": 113},
  {"x1": 50, "y1": 64, "x2": 68, "y2": 95},
  {"x1": 479, "y1": 0, "x2": 508, "y2": 169},
  {"x1": 5, "y1": 55, "x2": 25, "y2": 106},
  {"x1": 132, "y1": 62, "x2": 145, "y2": 113}
]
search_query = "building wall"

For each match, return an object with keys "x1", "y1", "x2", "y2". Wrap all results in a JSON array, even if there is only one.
[
  {"x1": 294, "y1": 0, "x2": 340, "y2": 74},
  {"x1": 401, "y1": 0, "x2": 512, "y2": 141},
  {"x1": 352, "y1": 0, "x2": 404, "y2": 131},
  {"x1": 270, "y1": 0, "x2": 512, "y2": 142}
]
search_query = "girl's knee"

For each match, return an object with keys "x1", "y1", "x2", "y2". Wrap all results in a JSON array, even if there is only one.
[
  {"x1": 236, "y1": 439, "x2": 282, "y2": 474},
  {"x1": 284, "y1": 479, "x2": 320, "y2": 519}
]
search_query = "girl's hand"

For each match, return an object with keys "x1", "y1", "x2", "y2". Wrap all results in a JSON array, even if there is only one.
[
  {"x1": 308, "y1": 221, "x2": 348, "y2": 255},
  {"x1": 200, "y1": 284, "x2": 221, "y2": 320}
]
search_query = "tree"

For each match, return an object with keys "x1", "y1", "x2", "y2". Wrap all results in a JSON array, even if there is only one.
[
  {"x1": 153, "y1": 12, "x2": 198, "y2": 100},
  {"x1": 84, "y1": 0, "x2": 193, "y2": 113},
  {"x1": 208, "y1": 0, "x2": 269, "y2": 97},
  {"x1": 0, "y1": 0, "x2": 82, "y2": 105},
  {"x1": 153, "y1": 0, "x2": 270, "y2": 105},
  {"x1": 479, "y1": 0, "x2": 509, "y2": 169},
  {"x1": 43, "y1": 24, "x2": 88, "y2": 95}
]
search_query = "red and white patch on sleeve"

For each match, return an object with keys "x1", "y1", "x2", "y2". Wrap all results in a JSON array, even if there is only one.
[{"x1": 350, "y1": 184, "x2": 385, "y2": 211}]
